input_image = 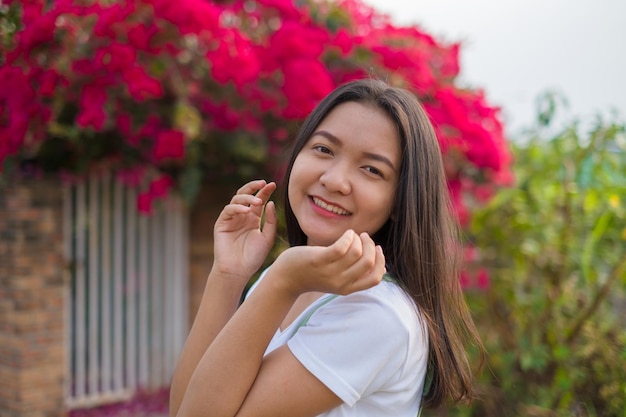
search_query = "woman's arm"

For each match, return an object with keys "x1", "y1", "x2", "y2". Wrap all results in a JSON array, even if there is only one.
[
  {"x1": 169, "y1": 180, "x2": 278, "y2": 416},
  {"x1": 175, "y1": 230, "x2": 386, "y2": 417},
  {"x1": 168, "y1": 269, "x2": 250, "y2": 417}
]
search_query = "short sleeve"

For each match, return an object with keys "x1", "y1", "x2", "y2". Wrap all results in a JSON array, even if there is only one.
[{"x1": 287, "y1": 283, "x2": 427, "y2": 406}]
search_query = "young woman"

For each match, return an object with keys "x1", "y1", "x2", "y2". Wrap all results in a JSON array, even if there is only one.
[{"x1": 169, "y1": 79, "x2": 484, "y2": 417}]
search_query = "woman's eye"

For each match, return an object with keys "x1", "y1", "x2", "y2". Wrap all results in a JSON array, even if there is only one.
[
  {"x1": 365, "y1": 166, "x2": 383, "y2": 177},
  {"x1": 313, "y1": 145, "x2": 333, "y2": 155}
]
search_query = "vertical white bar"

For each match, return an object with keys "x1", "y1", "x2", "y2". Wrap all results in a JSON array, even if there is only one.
[
  {"x1": 62, "y1": 184, "x2": 73, "y2": 404},
  {"x1": 168, "y1": 198, "x2": 178, "y2": 380},
  {"x1": 163, "y1": 199, "x2": 174, "y2": 384},
  {"x1": 138, "y1": 213, "x2": 149, "y2": 387},
  {"x1": 112, "y1": 179, "x2": 124, "y2": 392},
  {"x1": 150, "y1": 211, "x2": 163, "y2": 388},
  {"x1": 178, "y1": 199, "x2": 189, "y2": 355},
  {"x1": 125, "y1": 185, "x2": 137, "y2": 390},
  {"x1": 75, "y1": 182, "x2": 87, "y2": 400},
  {"x1": 88, "y1": 176, "x2": 100, "y2": 397},
  {"x1": 100, "y1": 174, "x2": 112, "y2": 395},
  {"x1": 169, "y1": 197, "x2": 183, "y2": 378}
]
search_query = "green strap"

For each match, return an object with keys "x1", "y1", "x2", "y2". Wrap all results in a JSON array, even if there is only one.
[
  {"x1": 294, "y1": 273, "x2": 394, "y2": 331},
  {"x1": 293, "y1": 294, "x2": 339, "y2": 332},
  {"x1": 417, "y1": 366, "x2": 434, "y2": 416},
  {"x1": 422, "y1": 366, "x2": 434, "y2": 397}
]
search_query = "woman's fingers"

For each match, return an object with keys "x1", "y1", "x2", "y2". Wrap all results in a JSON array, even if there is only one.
[
  {"x1": 230, "y1": 194, "x2": 264, "y2": 207},
  {"x1": 261, "y1": 201, "x2": 278, "y2": 237},
  {"x1": 231, "y1": 181, "x2": 276, "y2": 217},
  {"x1": 254, "y1": 181, "x2": 277, "y2": 203},
  {"x1": 235, "y1": 179, "x2": 268, "y2": 196},
  {"x1": 217, "y1": 203, "x2": 252, "y2": 223},
  {"x1": 324, "y1": 230, "x2": 358, "y2": 262},
  {"x1": 216, "y1": 180, "x2": 276, "y2": 227},
  {"x1": 234, "y1": 180, "x2": 276, "y2": 201},
  {"x1": 317, "y1": 231, "x2": 385, "y2": 294},
  {"x1": 340, "y1": 233, "x2": 385, "y2": 292}
]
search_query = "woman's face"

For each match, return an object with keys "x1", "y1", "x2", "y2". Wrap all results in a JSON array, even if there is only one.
[{"x1": 288, "y1": 101, "x2": 401, "y2": 247}]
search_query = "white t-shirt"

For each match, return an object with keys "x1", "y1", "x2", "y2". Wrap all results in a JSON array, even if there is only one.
[{"x1": 247, "y1": 268, "x2": 429, "y2": 417}]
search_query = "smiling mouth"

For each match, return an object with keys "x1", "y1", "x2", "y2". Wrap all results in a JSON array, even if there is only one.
[{"x1": 311, "y1": 197, "x2": 352, "y2": 216}]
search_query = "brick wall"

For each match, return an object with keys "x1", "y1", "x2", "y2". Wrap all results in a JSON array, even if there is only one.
[
  {"x1": 0, "y1": 178, "x2": 66, "y2": 417},
  {"x1": 0, "y1": 178, "x2": 245, "y2": 416}
]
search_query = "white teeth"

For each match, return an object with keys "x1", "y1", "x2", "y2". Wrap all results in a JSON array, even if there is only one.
[{"x1": 312, "y1": 197, "x2": 351, "y2": 215}]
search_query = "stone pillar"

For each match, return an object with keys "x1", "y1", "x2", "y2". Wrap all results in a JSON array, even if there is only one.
[{"x1": 0, "y1": 178, "x2": 67, "y2": 417}]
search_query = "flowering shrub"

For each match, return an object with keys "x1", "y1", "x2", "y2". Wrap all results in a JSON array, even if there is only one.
[
  {"x1": 0, "y1": 0, "x2": 511, "y2": 218},
  {"x1": 454, "y1": 97, "x2": 626, "y2": 416}
]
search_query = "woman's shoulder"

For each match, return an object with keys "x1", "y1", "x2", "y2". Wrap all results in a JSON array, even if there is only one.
[{"x1": 289, "y1": 275, "x2": 428, "y2": 398}]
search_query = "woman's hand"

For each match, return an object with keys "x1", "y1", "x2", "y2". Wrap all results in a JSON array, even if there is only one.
[
  {"x1": 268, "y1": 229, "x2": 386, "y2": 297},
  {"x1": 212, "y1": 180, "x2": 277, "y2": 285}
]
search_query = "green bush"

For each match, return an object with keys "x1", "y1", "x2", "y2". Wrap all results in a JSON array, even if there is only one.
[{"x1": 448, "y1": 97, "x2": 626, "y2": 416}]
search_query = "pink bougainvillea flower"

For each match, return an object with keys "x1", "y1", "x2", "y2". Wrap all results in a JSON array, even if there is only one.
[
  {"x1": 72, "y1": 58, "x2": 99, "y2": 75},
  {"x1": 136, "y1": 192, "x2": 153, "y2": 215},
  {"x1": 332, "y1": 28, "x2": 354, "y2": 56},
  {"x1": 370, "y1": 43, "x2": 436, "y2": 92},
  {"x1": 122, "y1": 65, "x2": 164, "y2": 101},
  {"x1": 75, "y1": 83, "x2": 108, "y2": 130},
  {"x1": 281, "y1": 59, "x2": 334, "y2": 119},
  {"x1": 438, "y1": 43, "x2": 461, "y2": 79},
  {"x1": 127, "y1": 23, "x2": 161, "y2": 52},
  {"x1": 36, "y1": 68, "x2": 64, "y2": 98},
  {"x1": 152, "y1": 129, "x2": 185, "y2": 161},
  {"x1": 95, "y1": 42, "x2": 137, "y2": 73},
  {"x1": 93, "y1": 2, "x2": 136, "y2": 39},
  {"x1": 264, "y1": 21, "x2": 329, "y2": 71},
  {"x1": 152, "y1": 0, "x2": 222, "y2": 35},
  {"x1": 149, "y1": 174, "x2": 174, "y2": 198},
  {"x1": 13, "y1": 10, "x2": 57, "y2": 56},
  {"x1": 447, "y1": 178, "x2": 470, "y2": 226},
  {"x1": 202, "y1": 101, "x2": 241, "y2": 131},
  {"x1": 464, "y1": 123, "x2": 503, "y2": 172},
  {"x1": 16, "y1": 0, "x2": 45, "y2": 26},
  {"x1": 208, "y1": 29, "x2": 260, "y2": 89},
  {"x1": 475, "y1": 268, "x2": 490, "y2": 290}
]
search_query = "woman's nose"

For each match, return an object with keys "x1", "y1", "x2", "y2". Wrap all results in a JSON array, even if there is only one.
[{"x1": 320, "y1": 163, "x2": 351, "y2": 195}]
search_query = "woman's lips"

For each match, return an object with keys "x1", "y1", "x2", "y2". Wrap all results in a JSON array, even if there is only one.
[{"x1": 310, "y1": 196, "x2": 351, "y2": 216}]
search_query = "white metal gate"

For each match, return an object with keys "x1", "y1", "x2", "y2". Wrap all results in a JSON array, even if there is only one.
[{"x1": 63, "y1": 175, "x2": 188, "y2": 408}]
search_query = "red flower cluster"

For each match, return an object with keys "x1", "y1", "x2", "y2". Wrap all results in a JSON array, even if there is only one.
[{"x1": 1, "y1": 0, "x2": 512, "y2": 219}]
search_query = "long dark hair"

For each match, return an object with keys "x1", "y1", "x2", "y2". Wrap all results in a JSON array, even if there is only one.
[{"x1": 281, "y1": 79, "x2": 484, "y2": 408}]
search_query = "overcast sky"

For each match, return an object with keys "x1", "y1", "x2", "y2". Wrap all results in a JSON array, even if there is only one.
[{"x1": 362, "y1": 0, "x2": 626, "y2": 136}]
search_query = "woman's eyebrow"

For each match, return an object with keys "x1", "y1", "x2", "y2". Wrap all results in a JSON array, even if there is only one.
[
  {"x1": 312, "y1": 130, "x2": 342, "y2": 146},
  {"x1": 312, "y1": 130, "x2": 397, "y2": 172}
]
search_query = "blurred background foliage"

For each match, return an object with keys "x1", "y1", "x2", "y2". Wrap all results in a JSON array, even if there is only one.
[{"x1": 441, "y1": 94, "x2": 626, "y2": 417}]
